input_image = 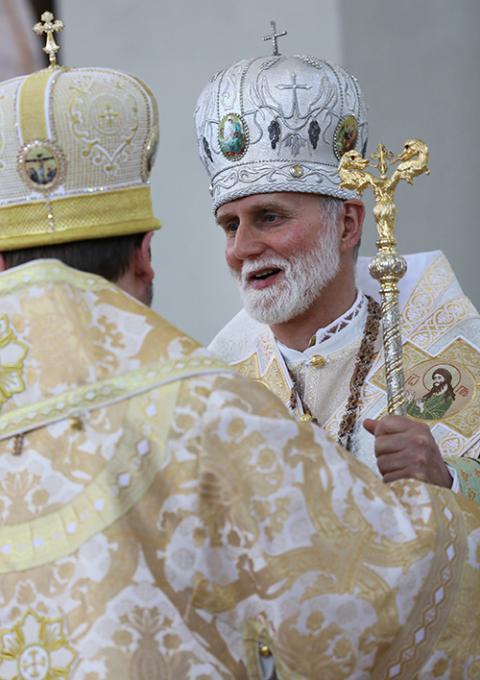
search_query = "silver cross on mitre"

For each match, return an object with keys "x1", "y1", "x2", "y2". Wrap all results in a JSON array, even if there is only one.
[{"x1": 264, "y1": 20, "x2": 287, "y2": 56}]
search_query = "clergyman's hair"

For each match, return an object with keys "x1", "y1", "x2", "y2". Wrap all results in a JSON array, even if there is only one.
[
  {"x1": 319, "y1": 195, "x2": 345, "y2": 226},
  {"x1": 3, "y1": 233, "x2": 146, "y2": 282},
  {"x1": 318, "y1": 195, "x2": 361, "y2": 259}
]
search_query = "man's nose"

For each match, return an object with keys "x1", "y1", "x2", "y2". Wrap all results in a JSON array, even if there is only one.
[{"x1": 231, "y1": 222, "x2": 264, "y2": 260}]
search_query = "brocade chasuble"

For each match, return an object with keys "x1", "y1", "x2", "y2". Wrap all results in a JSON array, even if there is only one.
[
  {"x1": 210, "y1": 251, "x2": 480, "y2": 501},
  {"x1": 0, "y1": 260, "x2": 480, "y2": 678}
]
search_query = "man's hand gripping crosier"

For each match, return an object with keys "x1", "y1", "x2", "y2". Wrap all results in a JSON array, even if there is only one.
[{"x1": 364, "y1": 415, "x2": 454, "y2": 488}]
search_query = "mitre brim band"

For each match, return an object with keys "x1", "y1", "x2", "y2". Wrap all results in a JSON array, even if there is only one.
[
  {"x1": 210, "y1": 160, "x2": 359, "y2": 212},
  {"x1": 0, "y1": 186, "x2": 161, "y2": 250}
]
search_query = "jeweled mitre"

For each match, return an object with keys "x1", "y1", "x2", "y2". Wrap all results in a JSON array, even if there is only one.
[
  {"x1": 195, "y1": 55, "x2": 368, "y2": 211},
  {"x1": 0, "y1": 59, "x2": 160, "y2": 250}
]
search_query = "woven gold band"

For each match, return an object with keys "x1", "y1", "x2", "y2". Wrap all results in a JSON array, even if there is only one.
[
  {"x1": 18, "y1": 68, "x2": 52, "y2": 143},
  {"x1": 0, "y1": 186, "x2": 161, "y2": 250}
]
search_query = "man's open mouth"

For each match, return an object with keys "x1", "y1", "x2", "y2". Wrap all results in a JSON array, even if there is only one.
[
  {"x1": 243, "y1": 266, "x2": 284, "y2": 291},
  {"x1": 248, "y1": 267, "x2": 282, "y2": 282}
]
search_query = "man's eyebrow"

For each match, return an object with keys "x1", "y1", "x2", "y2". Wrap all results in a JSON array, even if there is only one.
[
  {"x1": 252, "y1": 204, "x2": 277, "y2": 212},
  {"x1": 215, "y1": 211, "x2": 237, "y2": 225},
  {"x1": 216, "y1": 201, "x2": 293, "y2": 225}
]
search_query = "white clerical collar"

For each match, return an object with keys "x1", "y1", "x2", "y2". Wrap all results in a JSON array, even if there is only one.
[{"x1": 276, "y1": 291, "x2": 367, "y2": 363}]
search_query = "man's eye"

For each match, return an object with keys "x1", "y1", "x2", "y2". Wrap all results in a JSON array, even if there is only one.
[
  {"x1": 224, "y1": 222, "x2": 238, "y2": 234},
  {"x1": 263, "y1": 213, "x2": 279, "y2": 223}
]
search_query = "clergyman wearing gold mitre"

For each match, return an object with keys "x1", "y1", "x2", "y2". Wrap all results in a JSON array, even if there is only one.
[
  {"x1": 0, "y1": 13, "x2": 479, "y2": 680},
  {"x1": 195, "y1": 24, "x2": 480, "y2": 503}
]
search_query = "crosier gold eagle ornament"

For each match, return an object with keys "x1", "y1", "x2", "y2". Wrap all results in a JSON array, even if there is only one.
[{"x1": 339, "y1": 139, "x2": 430, "y2": 415}]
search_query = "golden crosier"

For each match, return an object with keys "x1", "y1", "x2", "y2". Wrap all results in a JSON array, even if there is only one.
[{"x1": 338, "y1": 139, "x2": 430, "y2": 414}]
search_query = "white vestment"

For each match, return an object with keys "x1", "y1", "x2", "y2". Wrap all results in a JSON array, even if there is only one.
[{"x1": 209, "y1": 251, "x2": 480, "y2": 487}]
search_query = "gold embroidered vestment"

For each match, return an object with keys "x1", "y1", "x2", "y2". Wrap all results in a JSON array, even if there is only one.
[{"x1": 0, "y1": 261, "x2": 479, "y2": 678}]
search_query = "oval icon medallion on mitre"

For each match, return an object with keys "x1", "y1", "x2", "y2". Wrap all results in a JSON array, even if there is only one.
[
  {"x1": 18, "y1": 140, "x2": 64, "y2": 191},
  {"x1": 334, "y1": 115, "x2": 359, "y2": 160},
  {"x1": 218, "y1": 113, "x2": 249, "y2": 160}
]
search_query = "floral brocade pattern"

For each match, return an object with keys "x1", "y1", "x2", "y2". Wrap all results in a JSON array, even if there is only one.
[
  {"x1": 68, "y1": 73, "x2": 141, "y2": 177},
  {"x1": 0, "y1": 261, "x2": 480, "y2": 678},
  {"x1": 0, "y1": 314, "x2": 28, "y2": 406},
  {"x1": 2, "y1": 372, "x2": 480, "y2": 677}
]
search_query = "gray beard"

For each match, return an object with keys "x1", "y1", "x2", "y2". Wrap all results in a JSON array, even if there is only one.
[{"x1": 233, "y1": 221, "x2": 341, "y2": 325}]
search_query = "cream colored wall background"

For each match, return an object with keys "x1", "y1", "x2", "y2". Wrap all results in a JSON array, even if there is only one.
[{"x1": 59, "y1": 0, "x2": 479, "y2": 344}]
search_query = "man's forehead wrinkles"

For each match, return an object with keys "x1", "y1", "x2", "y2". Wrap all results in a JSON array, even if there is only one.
[
  {"x1": 252, "y1": 194, "x2": 298, "y2": 208},
  {"x1": 246, "y1": 198, "x2": 297, "y2": 215},
  {"x1": 217, "y1": 196, "x2": 305, "y2": 228}
]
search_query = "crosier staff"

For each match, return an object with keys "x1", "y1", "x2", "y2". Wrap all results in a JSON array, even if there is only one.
[{"x1": 339, "y1": 139, "x2": 430, "y2": 415}]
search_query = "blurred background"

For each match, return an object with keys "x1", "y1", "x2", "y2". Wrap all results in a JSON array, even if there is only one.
[{"x1": 6, "y1": 0, "x2": 480, "y2": 343}]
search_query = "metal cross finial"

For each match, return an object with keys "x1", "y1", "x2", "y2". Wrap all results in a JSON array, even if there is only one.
[
  {"x1": 371, "y1": 143, "x2": 395, "y2": 177},
  {"x1": 33, "y1": 11, "x2": 64, "y2": 67},
  {"x1": 264, "y1": 20, "x2": 287, "y2": 56}
]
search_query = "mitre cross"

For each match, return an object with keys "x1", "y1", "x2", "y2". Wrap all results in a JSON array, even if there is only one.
[
  {"x1": 33, "y1": 11, "x2": 64, "y2": 67},
  {"x1": 264, "y1": 20, "x2": 287, "y2": 56}
]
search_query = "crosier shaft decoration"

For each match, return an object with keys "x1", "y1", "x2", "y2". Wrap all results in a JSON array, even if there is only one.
[{"x1": 339, "y1": 139, "x2": 430, "y2": 414}]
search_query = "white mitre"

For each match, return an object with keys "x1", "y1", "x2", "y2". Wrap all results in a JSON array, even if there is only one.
[
  {"x1": 194, "y1": 42, "x2": 368, "y2": 211},
  {"x1": 0, "y1": 24, "x2": 160, "y2": 251}
]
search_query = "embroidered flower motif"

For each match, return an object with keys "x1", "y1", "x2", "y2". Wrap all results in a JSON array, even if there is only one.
[
  {"x1": 0, "y1": 315, "x2": 28, "y2": 406},
  {"x1": 268, "y1": 120, "x2": 281, "y2": 149},
  {"x1": 70, "y1": 78, "x2": 140, "y2": 176},
  {"x1": 103, "y1": 607, "x2": 199, "y2": 678},
  {"x1": 284, "y1": 133, "x2": 306, "y2": 156},
  {"x1": 202, "y1": 136, "x2": 213, "y2": 163},
  {"x1": 0, "y1": 609, "x2": 76, "y2": 679},
  {"x1": 308, "y1": 120, "x2": 320, "y2": 149}
]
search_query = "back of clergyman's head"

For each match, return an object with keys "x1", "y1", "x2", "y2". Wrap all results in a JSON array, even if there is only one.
[
  {"x1": 194, "y1": 23, "x2": 368, "y2": 213},
  {"x1": 0, "y1": 11, "x2": 161, "y2": 279}
]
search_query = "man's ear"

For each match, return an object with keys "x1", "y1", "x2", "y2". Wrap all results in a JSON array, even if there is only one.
[
  {"x1": 0, "y1": 254, "x2": 6, "y2": 272},
  {"x1": 339, "y1": 199, "x2": 364, "y2": 254},
  {"x1": 134, "y1": 231, "x2": 154, "y2": 283}
]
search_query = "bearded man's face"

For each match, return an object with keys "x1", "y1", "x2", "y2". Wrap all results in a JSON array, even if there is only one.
[
  {"x1": 432, "y1": 373, "x2": 448, "y2": 392},
  {"x1": 216, "y1": 192, "x2": 343, "y2": 325}
]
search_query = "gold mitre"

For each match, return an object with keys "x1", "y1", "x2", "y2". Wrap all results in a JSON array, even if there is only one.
[{"x1": 0, "y1": 12, "x2": 160, "y2": 251}]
